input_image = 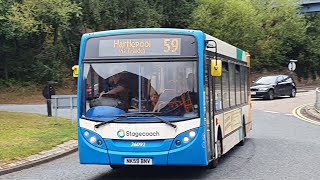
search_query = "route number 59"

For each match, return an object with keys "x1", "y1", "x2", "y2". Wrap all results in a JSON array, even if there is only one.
[{"x1": 163, "y1": 39, "x2": 179, "y2": 53}]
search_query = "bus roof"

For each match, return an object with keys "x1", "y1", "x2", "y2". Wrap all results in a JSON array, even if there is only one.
[
  {"x1": 81, "y1": 28, "x2": 248, "y2": 62},
  {"x1": 205, "y1": 34, "x2": 248, "y2": 62},
  {"x1": 82, "y1": 28, "x2": 203, "y2": 37}
]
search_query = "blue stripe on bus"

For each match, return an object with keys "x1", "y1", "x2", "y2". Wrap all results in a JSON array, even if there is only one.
[{"x1": 78, "y1": 130, "x2": 110, "y2": 164}]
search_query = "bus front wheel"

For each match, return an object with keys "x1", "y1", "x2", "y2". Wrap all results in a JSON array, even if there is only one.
[
  {"x1": 207, "y1": 139, "x2": 222, "y2": 169},
  {"x1": 237, "y1": 121, "x2": 246, "y2": 146}
]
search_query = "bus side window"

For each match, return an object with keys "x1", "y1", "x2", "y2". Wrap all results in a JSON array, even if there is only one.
[
  {"x1": 214, "y1": 76, "x2": 222, "y2": 111},
  {"x1": 222, "y1": 62, "x2": 229, "y2": 109}
]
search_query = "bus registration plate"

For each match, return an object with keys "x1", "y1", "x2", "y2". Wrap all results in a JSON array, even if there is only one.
[{"x1": 124, "y1": 158, "x2": 152, "y2": 165}]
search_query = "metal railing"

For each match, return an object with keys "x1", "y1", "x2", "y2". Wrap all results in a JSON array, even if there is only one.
[
  {"x1": 51, "y1": 95, "x2": 77, "y2": 123},
  {"x1": 316, "y1": 88, "x2": 320, "y2": 111}
]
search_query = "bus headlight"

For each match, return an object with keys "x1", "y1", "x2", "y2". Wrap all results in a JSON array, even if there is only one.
[
  {"x1": 183, "y1": 136, "x2": 190, "y2": 143},
  {"x1": 80, "y1": 128, "x2": 107, "y2": 149},
  {"x1": 84, "y1": 131, "x2": 90, "y2": 137},
  {"x1": 189, "y1": 131, "x2": 196, "y2": 138},
  {"x1": 170, "y1": 128, "x2": 199, "y2": 150},
  {"x1": 89, "y1": 136, "x2": 97, "y2": 144}
]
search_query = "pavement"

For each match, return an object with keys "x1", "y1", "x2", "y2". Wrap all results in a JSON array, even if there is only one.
[{"x1": 0, "y1": 86, "x2": 319, "y2": 176}]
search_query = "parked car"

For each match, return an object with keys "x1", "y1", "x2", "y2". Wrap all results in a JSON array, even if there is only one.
[{"x1": 250, "y1": 75, "x2": 296, "y2": 100}]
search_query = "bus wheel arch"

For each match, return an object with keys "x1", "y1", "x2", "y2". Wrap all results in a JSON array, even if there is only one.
[{"x1": 208, "y1": 126, "x2": 222, "y2": 169}]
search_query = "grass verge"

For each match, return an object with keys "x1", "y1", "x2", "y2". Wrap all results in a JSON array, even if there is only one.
[
  {"x1": 0, "y1": 80, "x2": 76, "y2": 104},
  {"x1": 0, "y1": 111, "x2": 77, "y2": 163}
]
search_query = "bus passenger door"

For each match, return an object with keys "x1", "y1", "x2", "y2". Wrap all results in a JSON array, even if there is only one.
[{"x1": 205, "y1": 56, "x2": 215, "y2": 161}]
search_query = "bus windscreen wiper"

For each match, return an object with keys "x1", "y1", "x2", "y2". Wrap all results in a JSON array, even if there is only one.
[
  {"x1": 151, "y1": 114, "x2": 177, "y2": 129},
  {"x1": 116, "y1": 112, "x2": 177, "y2": 129},
  {"x1": 81, "y1": 115, "x2": 122, "y2": 129}
]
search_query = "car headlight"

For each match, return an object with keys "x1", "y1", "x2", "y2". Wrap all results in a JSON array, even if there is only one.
[{"x1": 258, "y1": 88, "x2": 269, "y2": 91}]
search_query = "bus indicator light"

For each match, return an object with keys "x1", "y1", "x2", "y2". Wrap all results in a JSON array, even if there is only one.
[
  {"x1": 176, "y1": 140, "x2": 181, "y2": 146},
  {"x1": 97, "y1": 140, "x2": 102, "y2": 145}
]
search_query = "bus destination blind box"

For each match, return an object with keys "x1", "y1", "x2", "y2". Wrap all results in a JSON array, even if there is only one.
[
  {"x1": 84, "y1": 34, "x2": 197, "y2": 59},
  {"x1": 99, "y1": 38, "x2": 181, "y2": 57}
]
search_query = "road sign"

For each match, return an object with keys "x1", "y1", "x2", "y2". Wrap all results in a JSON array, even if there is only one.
[{"x1": 288, "y1": 62, "x2": 296, "y2": 71}]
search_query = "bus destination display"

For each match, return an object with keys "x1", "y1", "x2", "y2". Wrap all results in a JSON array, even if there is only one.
[{"x1": 99, "y1": 38, "x2": 181, "y2": 56}]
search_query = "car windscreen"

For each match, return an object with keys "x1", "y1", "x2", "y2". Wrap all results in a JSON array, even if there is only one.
[{"x1": 255, "y1": 76, "x2": 277, "y2": 85}]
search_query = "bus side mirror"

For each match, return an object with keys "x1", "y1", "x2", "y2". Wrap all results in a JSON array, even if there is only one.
[
  {"x1": 72, "y1": 65, "x2": 79, "y2": 78},
  {"x1": 211, "y1": 59, "x2": 222, "y2": 77}
]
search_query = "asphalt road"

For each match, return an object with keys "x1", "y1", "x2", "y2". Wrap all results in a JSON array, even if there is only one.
[{"x1": 1, "y1": 91, "x2": 320, "y2": 180}]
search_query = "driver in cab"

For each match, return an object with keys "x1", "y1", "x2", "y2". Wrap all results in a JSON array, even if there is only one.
[{"x1": 99, "y1": 73, "x2": 129, "y2": 100}]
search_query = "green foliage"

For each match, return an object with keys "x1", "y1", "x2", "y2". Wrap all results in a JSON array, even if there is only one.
[
  {"x1": 191, "y1": 0, "x2": 309, "y2": 75},
  {"x1": 190, "y1": 0, "x2": 261, "y2": 50},
  {"x1": 296, "y1": 13, "x2": 320, "y2": 79},
  {"x1": 3, "y1": 0, "x2": 81, "y2": 40},
  {"x1": 0, "y1": 0, "x2": 320, "y2": 84},
  {"x1": 81, "y1": 0, "x2": 162, "y2": 31},
  {"x1": 0, "y1": 0, "x2": 81, "y2": 83},
  {"x1": 250, "y1": 0, "x2": 306, "y2": 71},
  {"x1": 32, "y1": 43, "x2": 70, "y2": 83},
  {"x1": 152, "y1": 0, "x2": 197, "y2": 28}
]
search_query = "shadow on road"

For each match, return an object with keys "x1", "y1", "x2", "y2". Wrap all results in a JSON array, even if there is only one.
[
  {"x1": 92, "y1": 138, "x2": 254, "y2": 180},
  {"x1": 93, "y1": 166, "x2": 210, "y2": 180}
]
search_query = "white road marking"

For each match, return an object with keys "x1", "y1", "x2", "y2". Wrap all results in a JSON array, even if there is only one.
[{"x1": 264, "y1": 111, "x2": 279, "y2": 114}]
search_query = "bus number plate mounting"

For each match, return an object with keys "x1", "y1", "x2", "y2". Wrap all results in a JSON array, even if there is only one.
[{"x1": 124, "y1": 158, "x2": 152, "y2": 165}]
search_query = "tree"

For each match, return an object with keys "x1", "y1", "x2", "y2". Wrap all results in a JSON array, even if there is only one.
[
  {"x1": 80, "y1": 0, "x2": 162, "y2": 31},
  {"x1": 297, "y1": 13, "x2": 320, "y2": 79},
  {"x1": 0, "y1": 0, "x2": 18, "y2": 80},
  {"x1": 190, "y1": 0, "x2": 261, "y2": 54},
  {"x1": 1, "y1": 0, "x2": 81, "y2": 83},
  {"x1": 190, "y1": 0, "x2": 307, "y2": 72},
  {"x1": 149, "y1": 0, "x2": 197, "y2": 28}
]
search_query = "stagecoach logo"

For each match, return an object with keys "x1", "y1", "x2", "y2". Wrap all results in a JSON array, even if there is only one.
[
  {"x1": 117, "y1": 129, "x2": 125, "y2": 138},
  {"x1": 116, "y1": 129, "x2": 160, "y2": 138}
]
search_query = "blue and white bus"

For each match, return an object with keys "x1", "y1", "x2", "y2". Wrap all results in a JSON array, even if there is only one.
[{"x1": 77, "y1": 28, "x2": 252, "y2": 169}]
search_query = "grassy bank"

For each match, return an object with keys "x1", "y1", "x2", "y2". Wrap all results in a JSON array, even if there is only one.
[
  {"x1": 0, "y1": 80, "x2": 76, "y2": 104},
  {"x1": 0, "y1": 111, "x2": 77, "y2": 163}
]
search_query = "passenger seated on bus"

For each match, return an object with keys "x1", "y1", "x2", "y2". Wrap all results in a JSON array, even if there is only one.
[{"x1": 146, "y1": 93, "x2": 159, "y2": 112}]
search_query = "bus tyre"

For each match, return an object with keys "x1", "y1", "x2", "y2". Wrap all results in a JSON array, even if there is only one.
[
  {"x1": 238, "y1": 122, "x2": 246, "y2": 146},
  {"x1": 207, "y1": 139, "x2": 222, "y2": 169}
]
